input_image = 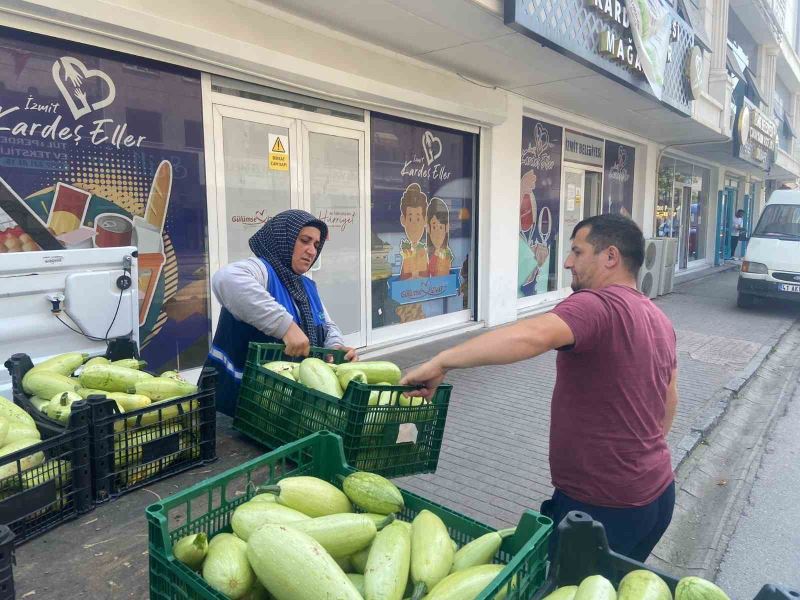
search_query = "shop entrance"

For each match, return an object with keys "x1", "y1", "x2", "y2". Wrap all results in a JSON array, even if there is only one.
[
  {"x1": 560, "y1": 165, "x2": 603, "y2": 288},
  {"x1": 210, "y1": 96, "x2": 368, "y2": 349}
]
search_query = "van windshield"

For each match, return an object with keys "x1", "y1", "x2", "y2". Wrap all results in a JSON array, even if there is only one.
[{"x1": 752, "y1": 204, "x2": 800, "y2": 239}]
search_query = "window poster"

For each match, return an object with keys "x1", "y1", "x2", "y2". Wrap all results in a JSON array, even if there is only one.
[
  {"x1": 603, "y1": 140, "x2": 635, "y2": 217},
  {"x1": 519, "y1": 117, "x2": 562, "y2": 297},
  {"x1": 370, "y1": 113, "x2": 476, "y2": 327},
  {"x1": 0, "y1": 28, "x2": 209, "y2": 371}
]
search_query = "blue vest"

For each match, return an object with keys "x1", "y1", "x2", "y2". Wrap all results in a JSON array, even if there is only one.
[{"x1": 205, "y1": 259, "x2": 326, "y2": 417}]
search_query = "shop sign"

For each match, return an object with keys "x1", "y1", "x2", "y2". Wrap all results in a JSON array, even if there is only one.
[
  {"x1": 370, "y1": 114, "x2": 475, "y2": 327},
  {"x1": 686, "y1": 46, "x2": 705, "y2": 100},
  {"x1": 0, "y1": 30, "x2": 209, "y2": 371},
  {"x1": 564, "y1": 130, "x2": 604, "y2": 167},
  {"x1": 734, "y1": 96, "x2": 777, "y2": 171},
  {"x1": 519, "y1": 117, "x2": 562, "y2": 297},
  {"x1": 504, "y1": 0, "x2": 695, "y2": 116}
]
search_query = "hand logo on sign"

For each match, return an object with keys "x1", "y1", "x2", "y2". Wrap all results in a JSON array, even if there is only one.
[{"x1": 52, "y1": 57, "x2": 116, "y2": 120}]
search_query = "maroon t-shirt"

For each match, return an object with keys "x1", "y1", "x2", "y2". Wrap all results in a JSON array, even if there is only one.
[{"x1": 549, "y1": 284, "x2": 676, "y2": 508}]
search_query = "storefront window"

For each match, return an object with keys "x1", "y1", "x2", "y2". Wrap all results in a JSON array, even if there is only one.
[
  {"x1": 603, "y1": 140, "x2": 635, "y2": 217},
  {"x1": 0, "y1": 30, "x2": 209, "y2": 371},
  {"x1": 369, "y1": 114, "x2": 476, "y2": 328},
  {"x1": 518, "y1": 117, "x2": 562, "y2": 297},
  {"x1": 657, "y1": 157, "x2": 710, "y2": 267}
]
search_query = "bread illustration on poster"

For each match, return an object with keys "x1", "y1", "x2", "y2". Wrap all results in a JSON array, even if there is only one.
[{"x1": 132, "y1": 160, "x2": 172, "y2": 326}]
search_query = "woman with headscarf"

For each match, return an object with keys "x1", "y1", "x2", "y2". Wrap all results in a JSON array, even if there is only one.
[{"x1": 206, "y1": 209, "x2": 357, "y2": 416}]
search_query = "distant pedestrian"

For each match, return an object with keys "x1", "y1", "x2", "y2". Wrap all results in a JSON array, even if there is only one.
[
  {"x1": 731, "y1": 209, "x2": 745, "y2": 258},
  {"x1": 401, "y1": 214, "x2": 678, "y2": 562}
]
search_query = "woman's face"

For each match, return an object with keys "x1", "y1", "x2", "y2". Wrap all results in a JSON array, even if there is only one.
[
  {"x1": 292, "y1": 226, "x2": 321, "y2": 274},
  {"x1": 428, "y1": 215, "x2": 448, "y2": 250}
]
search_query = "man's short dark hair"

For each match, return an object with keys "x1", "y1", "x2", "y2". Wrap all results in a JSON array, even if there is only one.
[{"x1": 571, "y1": 214, "x2": 645, "y2": 275}]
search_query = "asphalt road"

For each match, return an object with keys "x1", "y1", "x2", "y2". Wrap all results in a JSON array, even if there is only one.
[{"x1": 715, "y1": 371, "x2": 800, "y2": 598}]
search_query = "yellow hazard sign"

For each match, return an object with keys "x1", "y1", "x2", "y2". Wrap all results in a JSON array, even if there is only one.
[{"x1": 268, "y1": 133, "x2": 289, "y2": 171}]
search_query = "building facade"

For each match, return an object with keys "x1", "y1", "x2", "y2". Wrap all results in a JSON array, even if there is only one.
[{"x1": 0, "y1": 0, "x2": 797, "y2": 371}]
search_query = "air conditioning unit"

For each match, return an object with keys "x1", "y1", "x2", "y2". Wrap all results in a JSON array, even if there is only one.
[
  {"x1": 637, "y1": 238, "x2": 664, "y2": 299},
  {"x1": 659, "y1": 237, "x2": 678, "y2": 296}
]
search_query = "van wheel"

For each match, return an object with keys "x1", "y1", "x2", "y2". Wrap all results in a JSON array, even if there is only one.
[{"x1": 737, "y1": 292, "x2": 755, "y2": 308}]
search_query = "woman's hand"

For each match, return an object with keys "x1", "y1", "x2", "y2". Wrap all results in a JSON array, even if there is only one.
[
  {"x1": 282, "y1": 322, "x2": 310, "y2": 357},
  {"x1": 336, "y1": 346, "x2": 358, "y2": 362}
]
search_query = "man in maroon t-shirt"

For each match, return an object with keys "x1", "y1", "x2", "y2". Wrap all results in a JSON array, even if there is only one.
[{"x1": 401, "y1": 214, "x2": 678, "y2": 561}]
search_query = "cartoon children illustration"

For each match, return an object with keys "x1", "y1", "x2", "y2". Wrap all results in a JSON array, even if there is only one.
[
  {"x1": 399, "y1": 183, "x2": 429, "y2": 280},
  {"x1": 426, "y1": 196, "x2": 453, "y2": 277}
]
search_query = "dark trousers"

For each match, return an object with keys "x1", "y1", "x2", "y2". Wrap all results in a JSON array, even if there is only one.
[
  {"x1": 731, "y1": 236, "x2": 739, "y2": 257},
  {"x1": 541, "y1": 481, "x2": 675, "y2": 563}
]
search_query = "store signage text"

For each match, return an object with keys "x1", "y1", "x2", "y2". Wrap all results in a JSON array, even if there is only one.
[
  {"x1": 588, "y1": 0, "x2": 644, "y2": 74},
  {"x1": 564, "y1": 130, "x2": 604, "y2": 167},
  {"x1": 401, "y1": 131, "x2": 452, "y2": 182},
  {"x1": 735, "y1": 97, "x2": 777, "y2": 170},
  {"x1": 0, "y1": 57, "x2": 146, "y2": 149}
]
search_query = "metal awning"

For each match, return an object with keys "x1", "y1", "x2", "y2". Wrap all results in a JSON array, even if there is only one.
[
  {"x1": 678, "y1": 0, "x2": 712, "y2": 52},
  {"x1": 744, "y1": 67, "x2": 765, "y2": 107},
  {"x1": 726, "y1": 47, "x2": 746, "y2": 81},
  {"x1": 783, "y1": 110, "x2": 796, "y2": 138}
]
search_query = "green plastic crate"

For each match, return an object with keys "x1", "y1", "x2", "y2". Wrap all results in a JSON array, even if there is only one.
[
  {"x1": 147, "y1": 431, "x2": 552, "y2": 600},
  {"x1": 233, "y1": 343, "x2": 452, "y2": 478}
]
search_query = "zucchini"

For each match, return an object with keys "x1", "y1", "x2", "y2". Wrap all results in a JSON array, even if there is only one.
[
  {"x1": 287, "y1": 513, "x2": 392, "y2": 558},
  {"x1": 575, "y1": 575, "x2": 617, "y2": 600},
  {"x1": 241, "y1": 580, "x2": 271, "y2": 600},
  {"x1": 133, "y1": 377, "x2": 197, "y2": 401},
  {"x1": 203, "y1": 533, "x2": 255, "y2": 599},
  {"x1": 342, "y1": 471, "x2": 404, "y2": 514},
  {"x1": 83, "y1": 356, "x2": 110, "y2": 368},
  {"x1": 79, "y1": 364, "x2": 153, "y2": 393},
  {"x1": 161, "y1": 370, "x2": 188, "y2": 382},
  {"x1": 259, "y1": 475, "x2": 353, "y2": 517},
  {"x1": 338, "y1": 369, "x2": 367, "y2": 392},
  {"x1": 335, "y1": 361, "x2": 402, "y2": 385},
  {"x1": 28, "y1": 396, "x2": 49, "y2": 412},
  {"x1": 105, "y1": 392, "x2": 151, "y2": 411},
  {"x1": 542, "y1": 586, "x2": 579, "y2": 600},
  {"x1": 231, "y1": 500, "x2": 308, "y2": 541},
  {"x1": 364, "y1": 520, "x2": 411, "y2": 600},
  {"x1": 0, "y1": 396, "x2": 36, "y2": 428},
  {"x1": 22, "y1": 459, "x2": 71, "y2": 490},
  {"x1": 451, "y1": 528, "x2": 516, "y2": 572},
  {"x1": 410, "y1": 510, "x2": 455, "y2": 600},
  {"x1": 5, "y1": 420, "x2": 41, "y2": 444},
  {"x1": 298, "y1": 358, "x2": 343, "y2": 398},
  {"x1": 45, "y1": 391, "x2": 83, "y2": 424},
  {"x1": 246, "y1": 523, "x2": 362, "y2": 600},
  {"x1": 351, "y1": 544, "x2": 371, "y2": 574},
  {"x1": 21, "y1": 371, "x2": 78, "y2": 400},
  {"x1": 424, "y1": 564, "x2": 505, "y2": 600},
  {"x1": 618, "y1": 570, "x2": 672, "y2": 600},
  {"x1": 0, "y1": 438, "x2": 44, "y2": 482},
  {"x1": 76, "y1": 388, "x2": 108, "y2": 399},
  {"x1": 173, "y1": 532, "x2": 208, "y2": 571},
  {"x1": 336, "y1": 555, "x2": 354, "y2": 573},
  {"x1": 0, "y1": 417, "x2": 7, "y2": 447},
  {"x1": 27, "y1": 352, "x2": 88, "y2": 377},
  {"x1": 348, "y1": 573, "x2": 366, "y2": 597},
  {"x1": 111, "y1": 358, "x2": 147, "y2": 370}
]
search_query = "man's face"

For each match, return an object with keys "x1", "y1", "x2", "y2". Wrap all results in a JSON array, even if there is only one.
[
  {"x1": 401, "y1": 206, "x2": 425, "y2": 243},
  {"x1": 292, "y1": 226, "x2": 321, "y2": 274},
  {"x1": 564, "y1": 226, "x2": 604, "y2": 291}
]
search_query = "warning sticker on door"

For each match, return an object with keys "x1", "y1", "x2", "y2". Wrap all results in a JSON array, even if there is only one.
[{"x1": 268, "y1": 134, "x2": 289, "y2": 171}]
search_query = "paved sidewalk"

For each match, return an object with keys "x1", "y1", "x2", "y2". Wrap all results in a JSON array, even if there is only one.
[{"x1": 386, "y1": 270, "x2": 798, "y2": 528}]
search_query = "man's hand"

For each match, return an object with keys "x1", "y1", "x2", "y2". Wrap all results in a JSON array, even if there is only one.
[
  {"x1": 282, "y1": 322, "x2": 310, "y2": 357},
  {"x1": 399, "y1": 358, "x2": 446, "y2": 400}
]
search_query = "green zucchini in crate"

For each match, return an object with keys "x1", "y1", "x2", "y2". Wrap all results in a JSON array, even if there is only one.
[
  {"x1": 146, "y1": 431, "x2": 552, "y2": 600},
  {"x1": 234, "y1": 342, "x2": 452, "y2": 478}
]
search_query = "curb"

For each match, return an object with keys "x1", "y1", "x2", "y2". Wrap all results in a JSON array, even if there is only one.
[{"x1": 672, "y1": 319, "x2": 796, "y2": 472}]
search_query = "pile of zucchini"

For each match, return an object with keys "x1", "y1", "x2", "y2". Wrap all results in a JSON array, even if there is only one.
[
  {"x1": 175, "y1": 472, "x2": 513, "y2": 600},
  {"x1": 542, "y1": 571, "x2": 731, "y2": 600},
  {"x1": 262, "y1": 358, "x2": 435, "y2": 437},
  {"x1": 20, "y1": 352, "x2": 200, "y2": 486},
  {"x1": 0, "y1": 395, "x2": 70, "y2": 509}
]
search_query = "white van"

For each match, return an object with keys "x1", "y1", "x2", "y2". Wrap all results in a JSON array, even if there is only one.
[{"x1": 737, "y1": 190, "x2": 800, "y2": 308}]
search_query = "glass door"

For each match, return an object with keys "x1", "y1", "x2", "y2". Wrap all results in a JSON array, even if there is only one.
[
  {"x1": 561, "y1": 167, "x2": 585, "y2": 289},
  {"x1": 301, "y1": 122, "x2": 367, "y2": 349}
]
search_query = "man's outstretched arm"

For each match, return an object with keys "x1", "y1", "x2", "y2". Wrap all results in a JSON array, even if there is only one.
[{"x1": 400, "y1": 313, "x2": 574, "y2": 397}]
